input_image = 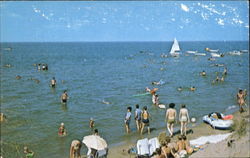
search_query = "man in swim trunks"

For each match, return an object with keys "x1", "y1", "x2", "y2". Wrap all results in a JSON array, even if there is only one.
[
  {"x1": 134, "y1": 104, "x2": 142, "y2": 132},
  {"x1": 141, "y1": 106, "x2": 151, "y2": 134},
  {"x1": 237, "y1": 89, "x2": 245, "y2": 113},
  {"x1": 89, "y1": 118, "x2": 95, "y2": 129},
  {"x1": 179, "y1": 104, "x2": 190, "y2": 136},
  {"x1": 166, "y1": 103, "x2": 177, "y2": 137},
  {"x1": 124, "y1": 107, "x2": 132, "y2": 133},
  {"x1": 50, "y1": 77, "x2": 56, "y2": 88},
  {"x1": 61, "y1": 90, "x2": 68, "y2": 103},
  {"x1": 69, "y1": 140, "x2": 82, "y2": 158}
]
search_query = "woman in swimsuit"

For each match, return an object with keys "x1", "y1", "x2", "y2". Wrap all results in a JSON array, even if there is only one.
[
  {"x1": 179, "y1": 104, "x2": 190, "y2": 136},
  {"x1": 237, "y1": 90, "x2": 245, "y2": 112},
  {"x1": 141, "y1": 106, "x2": 151, "y2": 134},
  {"x1": 58, "y1": 122, "x2": 67, "y2": 136}
]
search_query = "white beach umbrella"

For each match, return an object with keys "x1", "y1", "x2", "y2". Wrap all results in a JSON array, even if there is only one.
[{"x1": 82, "y1": 135, "x2": 108, "y2": 150}]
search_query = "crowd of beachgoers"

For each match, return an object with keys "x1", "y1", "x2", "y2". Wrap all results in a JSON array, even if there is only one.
[{"x1": 1, "y1": 48, "x2": 249, "y2": 158}]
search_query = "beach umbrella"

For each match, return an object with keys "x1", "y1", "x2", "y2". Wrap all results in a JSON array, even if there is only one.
[{"x1": 82, "y1": 135, "x2": 108, "y2": 150}]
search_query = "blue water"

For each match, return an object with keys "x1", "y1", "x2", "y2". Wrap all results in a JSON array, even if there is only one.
[{"x1": 0, "y1": 41, "x2": 249, "y2": 157}]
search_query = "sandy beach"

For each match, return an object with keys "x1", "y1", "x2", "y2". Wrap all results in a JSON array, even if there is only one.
[{"x1": 108, "y1": 108, "x2": 250, "y2": 158}]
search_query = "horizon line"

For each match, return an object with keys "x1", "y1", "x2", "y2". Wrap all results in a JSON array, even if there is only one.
[{"x1": 1, "y1": 40, "x2": 249, "y2": 43}]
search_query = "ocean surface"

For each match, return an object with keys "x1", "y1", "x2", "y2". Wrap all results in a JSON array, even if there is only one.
[{"x1": 0, "y1": 41, "x2": 249, "y2": 157}]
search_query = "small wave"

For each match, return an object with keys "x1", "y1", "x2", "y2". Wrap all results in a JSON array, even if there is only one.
[{"x1": 226, "y1": 105, "x2": 237, "y2": 110}]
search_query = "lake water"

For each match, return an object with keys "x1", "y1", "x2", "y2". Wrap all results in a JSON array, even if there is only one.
[{"x1": 0, "y1": 41, "x2": 249, "y2": 157}]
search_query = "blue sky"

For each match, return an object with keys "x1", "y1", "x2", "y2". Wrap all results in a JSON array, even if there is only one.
[{"x1": 0, "y1": 1, "x2": 249, "y2": 42}]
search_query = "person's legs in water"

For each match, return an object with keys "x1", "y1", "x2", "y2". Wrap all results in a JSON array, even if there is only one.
[
  {"x1": 167, "y1": 122, "x2": 172, "y2": 136},
  {"x1": 180, "y1": 121, "x2": 184, "y2": 135},
  {"x1": 141, "y1": 123, "x2": 145, "y2": 134},
  {"x1": 170, "y1": 123, "x2": 174, "y2": 137}
]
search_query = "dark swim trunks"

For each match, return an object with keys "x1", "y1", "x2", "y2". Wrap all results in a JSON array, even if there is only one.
[
  {"x1": 142, "y1": 119, "x2": 149, "y2": 125},
  {"x1": 62, "y1": 99, "x2": 67, "y2": 103}
]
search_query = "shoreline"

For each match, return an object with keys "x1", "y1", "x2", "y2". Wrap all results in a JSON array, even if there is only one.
[{"x1": 108, "y1": 108, "x2": 249, "y2": 158}]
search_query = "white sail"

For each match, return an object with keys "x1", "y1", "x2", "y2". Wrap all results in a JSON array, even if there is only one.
[{"x1": 169, "y1": 38, "x2": 180, "y2": 55}]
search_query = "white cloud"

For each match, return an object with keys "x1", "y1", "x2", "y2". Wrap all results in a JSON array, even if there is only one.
[
  {"x1": 180, "y1": 4, "x2": 189, "y2": 12},
  {"x1": 171, "y1": 18, "x2": 175, "y2": 21},
  {"x1": 102, "y1": 18, "x2": 107, "y2": 23},
  {"x1": 201, "y1": 12, "x2": 209, "y2": 20},
  {"x1": 144, "y1": 27, "x2": 150, "y2": 31},
  {"x1": 245, "y1": 25, "x2": 249, "y2": 28},
  {"x1": 217, "y1": 18, "x2": 224, "y2": 25}
]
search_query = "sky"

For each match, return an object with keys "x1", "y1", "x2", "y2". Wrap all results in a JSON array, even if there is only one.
[{"x1": 0, "y1": 1, "x2": 249, "y2": 42}]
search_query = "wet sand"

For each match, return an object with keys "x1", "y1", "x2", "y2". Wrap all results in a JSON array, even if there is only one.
[{"x1": 108, "y1": 108, "x2": 250, "y2": 158}]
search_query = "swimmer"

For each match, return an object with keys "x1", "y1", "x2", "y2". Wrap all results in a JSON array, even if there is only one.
[
  {"x1": 24, "y1": 146, "x2": 34, "y2": 158},
  {"x1": 50, "y1": 77, "x2": 56, "y2": 88},
  {"x1": 124, "y1": 107, "x2": 132, "y2": 133},
  {"x1": 69, "y1": 140, "x2": 82, "y2": 158},
  {"x1": 134, "y1": 104, "x2": 142, "y2": 132},
  {"x1": 37, "y1": 64, "x2": 41, "y2": 70},
  {"x1": 190, "y1": 86, "x2": 196, "y2": 91},
  {"x1": 152, "y1": 81, "x2": 160, "y2": 85},
  {"x1": 4, "y1": 64, "x2": 11, "y2": 68},
  {"x1": 152, "y1": 94, "x2": 159, "y2": 106},
  {"x1": 0, "y1": 113, "x2": 6, "y2": 122},
  {"x1": 200, "y1": 70, "x2": 206, "y2": 76},
  {"x1": 89, "y1": 118, "x2": 94, "y2": 128},
  {"x1": 177, "y1": 87, "x2": 183, "y2": 91},
  {"x1": 141, "y1": 106, "x2": 151, "y2": 134},
  {"x1": 16, "y1": 75, "x2": 21, "y2": 80},
  {"x1": 61, "y1": 90, "x2": 68, "y2": 103},
  {"x1": 208, "y1": 57, "x2": 215, "y2": 61},
  {"x1": 220, "y1": 76, "x2": 225, "y2": 82},
  {"x1": 179, "y1": 104, "x2": 190, "y2": 136},
  {"x1": 223, "y1": 67, "x2": 227, "y2": 76},
  {"x1": 94, "y1": 129, "x2": 99, "y2": 136},
  {"x1": 166, "y1": 103, "x2": 176, "y2": 137},
  {"x1": 58, "y1": 122, "x2": 67, "y2": 136},
  {"x1": 102, "y1": 100, "x2": 111, "y2": 104},
  {"x1": 42, "y1": 64, "x2": 46, "y2": 70},
  {"x1": 215, "y1": 76, "x2": 220, "y2": 82},
  {"x1": 145, "y1": 87, "x2": 151, "y2": 92}
]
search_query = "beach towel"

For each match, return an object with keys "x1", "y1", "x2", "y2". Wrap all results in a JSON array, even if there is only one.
[
  {"x1": 190, "y1": 133, "x2": 232, "y2": 146},
  {"x1": 148, "y1": 137, "x2": 160, "y2": 156},
  {"x1": 137, "y1": 138, "x2": 150, "y2": 155}
]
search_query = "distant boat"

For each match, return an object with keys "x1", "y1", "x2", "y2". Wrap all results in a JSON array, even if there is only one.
[
  {"x1": 211, "y1": 53, "x2": 223, "y2": 58},
  {"x1": 186, "y1": 50, "x2": 198, "y2": 54},
  {"x1": 228, "y1": 51, "x2": 242, "y2": 56},
  {"x1": 195, "y1": 53, "x2": 206, "y2": 56},
  {"x1": 169, "y1": 38, "x2": 181, "y2": 57},
  {"x1": 240, "y1": 50, "x2": 248, "y2": 53},
  {"x1": 205, "y1": 48, "x2": 219, "y2": 53}
]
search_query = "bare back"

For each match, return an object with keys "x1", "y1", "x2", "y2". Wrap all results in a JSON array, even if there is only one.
[{"x1": 166, "y1": 108, "x2": 176, "y2": 120}]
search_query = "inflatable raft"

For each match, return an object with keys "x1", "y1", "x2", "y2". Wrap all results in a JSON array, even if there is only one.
[{"x1": 203, "y1": 112, "x2": 233, "y2": 130}]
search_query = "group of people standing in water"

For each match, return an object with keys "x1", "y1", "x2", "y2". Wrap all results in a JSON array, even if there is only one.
[{"x1": 124, "y1": 102, "x2": 190, "y2": 137}]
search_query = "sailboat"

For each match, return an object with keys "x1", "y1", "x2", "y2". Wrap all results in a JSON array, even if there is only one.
[{"x1": 169, "y1": 38, "x2": 181, "y2": 57}]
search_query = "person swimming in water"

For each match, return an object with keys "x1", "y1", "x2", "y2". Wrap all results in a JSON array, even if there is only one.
[
  {"x1": 24, "y1": 146, "x2": 34, "y2": 158},
  {"x1": 61, "y1": 90, "x2": 68, "y2": 103},
  {"x1": 124, "y1": 106, "x2": 132, "y2": 133},
  {"x1": 152, "y1": 93, "x2": 159, "y2": 106},
  {"x1": 190, "y1": 86, "x2": 196, "y2": 91},
  {"x1": 166, "y1": 103, "x2": 176, "y2": 137},
  {"x1": 179, "y1": 104, "x2": 190, "y2": 136},
  {"x1": 134, "y1": 104, "x2": 142, "y2": 132},
  {"x1": 177, "y1": 87, "x2": 183, "y2": 91},
  {"x1": 69, "y1": 140, "x2": 82, "y2": 158},
  {"x1": 223, "y1": 67, "x2": 227, "y2": 76},
  {"x1": 200, "y1": 70, "x2": 206, "y2": 76},
  {"x1": 50, "y1": 77, "x2": 56, "y2": 88},
  {"x1": 141, "y1": 106, "x2": 151, "y2": 134},
  {"x1": 58, "y1": 122, "x2": 67, "y2": 136},
  {"x1": 89, "y1": 118, "x2": 95, "y2": 129}
]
